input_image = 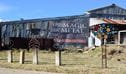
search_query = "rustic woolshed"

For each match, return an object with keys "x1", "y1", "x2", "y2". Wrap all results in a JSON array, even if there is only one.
[
  {"x1": 1, "y1": 4, "x2": 125, "y2": 50},
  {"x1": 0, "y1": 15, "x2": 89, "y2": 50}
]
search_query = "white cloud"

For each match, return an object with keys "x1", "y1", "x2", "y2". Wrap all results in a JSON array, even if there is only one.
[
  {"x1": 0, "y1": 17, "x2": 5, "y2": 21},
  {"x1": 0, "y1": 3, "x2": 12, "y2": 12},
  {"x1": 0, "y1": 18, "x2": 9, "y2": 22},
  {"x1": 0, "y1": 19, "x2": 5, "y2": 22},
  {"x1": 0, "y1": 19, "x2": 3, "y2": 22}
]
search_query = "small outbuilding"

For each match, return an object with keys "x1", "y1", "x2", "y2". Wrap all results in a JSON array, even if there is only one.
[{"x1": 88, "y1": 4, "x2": 126, "y2": 48}]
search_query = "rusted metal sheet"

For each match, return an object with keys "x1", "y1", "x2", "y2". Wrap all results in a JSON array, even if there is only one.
[{"x1": 103, "y1": 19, "x2": 126, "y2": 25}]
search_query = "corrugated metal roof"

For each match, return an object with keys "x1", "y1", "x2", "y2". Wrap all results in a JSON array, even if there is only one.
[
  {"x1": 0, "y1": 14, "x2": 89, "y2": 25},
  {"x1": 88, "y1": 4, "x2": 126, "y2": 16},
  {"x1": 103, "y1": 19, "x2": 126, "y2": 25}
]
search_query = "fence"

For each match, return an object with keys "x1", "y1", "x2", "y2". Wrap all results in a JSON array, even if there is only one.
[{"x1": 0, "y1": 44, "x2": 126, "y2": 69}]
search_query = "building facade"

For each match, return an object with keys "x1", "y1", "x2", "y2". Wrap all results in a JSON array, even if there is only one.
[
  {"x1": 0, "y1": 4, "x2": 126, "y2": 49},
  {"x1": 89, "y1": 4, "x2": 126, "y2": 48},
  {"x1": 0, "y1": 15, "x2": 89, "y2": 49}
]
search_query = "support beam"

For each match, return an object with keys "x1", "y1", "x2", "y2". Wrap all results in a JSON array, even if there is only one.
[
  {"x1": 55, "y1": 50, "x2": 61, "y2": 66},
  {"x1": 7, "y1": 50, "x2": 13, "y2": 63},
  {"x1": 19, "y1": 50, "x2": 25, "y2": 64},
  {"x1": 33, "y1": 49, "x2": 38, "y2": 64},
  {"x1": 118, "y1": 31, "x2": 120, "y2": 45}
]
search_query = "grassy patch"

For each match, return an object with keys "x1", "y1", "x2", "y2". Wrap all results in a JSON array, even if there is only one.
[{"x1": 0, "y1": 46, "x2": 126, "y2": 74}]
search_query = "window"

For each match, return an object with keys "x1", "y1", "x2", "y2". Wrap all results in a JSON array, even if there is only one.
[{"x1": 26, "y1": 23, "x2": 36, "y2": 30}]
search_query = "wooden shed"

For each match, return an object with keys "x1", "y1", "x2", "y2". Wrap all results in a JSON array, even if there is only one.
[{"x1": 0, "y1": 15, "x2": 89, "y2": 50}]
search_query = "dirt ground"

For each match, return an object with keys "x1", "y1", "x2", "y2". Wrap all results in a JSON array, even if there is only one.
[{"x1": 0, "y1": 68, "x2": 63, "y2": 74}]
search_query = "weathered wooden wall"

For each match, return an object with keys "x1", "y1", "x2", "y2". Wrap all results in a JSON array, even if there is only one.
[
  {"x1": 0, "y1": 15, "x2": 89, "y2": 49},
  {"x1": 89, "y1": 4, "x2": 126, "y2": 20}
]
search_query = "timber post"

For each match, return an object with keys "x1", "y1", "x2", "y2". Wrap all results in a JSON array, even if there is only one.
[
  {"x1": 19, "y1": 49, "x2": 25, "y2": 64},
  {"x1": 7, "y1": 50, "x2": 13, "y2": 63},
  {"x1": 33, "y1": 48, "x2": 39, "y2": 64},
  {"x1": 55, "y1": 50, "x2": 61, "y2": 66},
  {"x1": 7, "y1": 40, "x2": 14, "y2": 63}
]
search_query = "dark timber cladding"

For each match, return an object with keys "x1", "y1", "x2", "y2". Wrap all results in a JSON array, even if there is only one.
[{"x1": 0, "y1": 15, "x2": 89, "y2": 48}]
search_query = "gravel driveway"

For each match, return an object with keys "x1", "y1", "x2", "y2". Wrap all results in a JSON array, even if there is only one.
[{"x1": 0, "y1": 68, "x2": 63, "y2": 74}]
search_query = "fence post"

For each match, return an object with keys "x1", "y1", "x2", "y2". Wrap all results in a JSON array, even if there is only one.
[
  {"x1": 33, "y1": 49, "x2": 38, "y2": 64},
  {"x1": 7, "y1": 50, "x2": 13, "y2": 63},
  {"x1": 19, "y1": 50, "x2": 25, "y2": 64},
  {"x1": 102, "y1": 38, "x2": 107, "y2": 68},
  {"x1": 55, "y1": 50, "x2": 61, "y2": 66}
]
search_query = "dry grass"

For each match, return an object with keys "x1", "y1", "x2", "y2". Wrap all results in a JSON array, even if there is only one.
[{"x1": 0, "y1": 45, "x2": 126, "y2": 74}]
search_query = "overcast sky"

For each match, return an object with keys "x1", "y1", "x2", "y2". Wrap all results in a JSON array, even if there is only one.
[{"x1": 0, "y1": 0, "x2": 125, "y2": 21}]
